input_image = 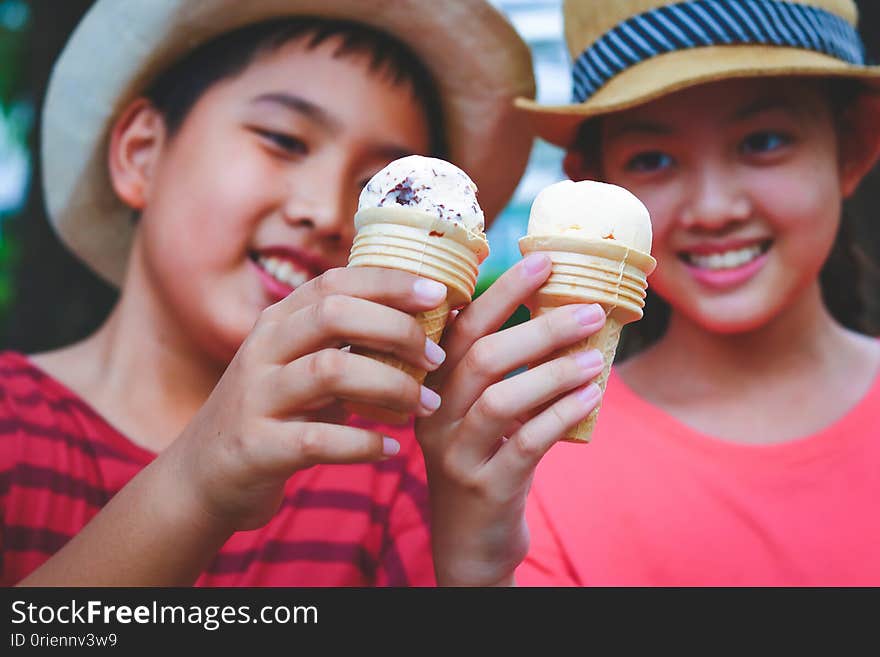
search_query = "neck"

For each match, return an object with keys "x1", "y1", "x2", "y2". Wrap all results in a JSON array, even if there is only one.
[
  {"x1": 633, "y1": 282, "x2": 855, "y2": 400},
  {"x1": 64, "y1": 240, "x2": 227, "y2": 452}
]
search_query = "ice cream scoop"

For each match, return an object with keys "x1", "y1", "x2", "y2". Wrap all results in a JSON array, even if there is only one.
[
  {"x1": 519, "y1": 179, "x2": 656, "y2": 442},
  {"x1": 526, "y1": 179, "x2": 652, "y2": 252},
  {"x1": 358, "y1": 154, "x2": 485, "y2": 235}
]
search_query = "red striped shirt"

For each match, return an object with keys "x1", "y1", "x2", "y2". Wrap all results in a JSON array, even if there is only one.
[{"x1": 0, "y1": 352, "x2": 434, "y2": 586}]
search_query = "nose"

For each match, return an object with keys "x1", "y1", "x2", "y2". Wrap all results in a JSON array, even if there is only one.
[
  {"x1": 281, "y1": 170, "x2": 357, "y2": 245},
  {"x1": 678, "y1": 164, "x2": 752, "y2": 231}
]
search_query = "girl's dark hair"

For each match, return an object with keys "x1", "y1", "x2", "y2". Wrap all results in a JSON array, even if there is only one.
[
  {"x1": 143, "y1": 17, "x2": 447, "y2": 157},
  {"x1": 569, "y1": 78, "x2": 880, "y2": 361}
]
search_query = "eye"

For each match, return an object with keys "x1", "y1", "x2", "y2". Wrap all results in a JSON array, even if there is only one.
[
  {"x1": 625, "y1": 151, "x2": 674, "y2": 173},
  {"x1": 740, "y1": 131, "x2": 791, "y2": 155},
  {"x1": 254, "y1": 129, "x2": 308, "y2": 156}
]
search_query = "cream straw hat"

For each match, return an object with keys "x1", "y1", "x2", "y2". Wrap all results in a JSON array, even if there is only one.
[
  {"x1": 517, "y1": 0, "x2": 880, "y2": 147},
  {"x1": 42, "y1": 0, "x2": 535, "y2": 286}
]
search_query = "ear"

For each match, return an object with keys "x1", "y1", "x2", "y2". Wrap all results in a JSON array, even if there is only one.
[
  {"x1": 563, "y1": 149, "x2": 601, "y2": 182},
  {"x1": 838, "y1": 91, "x2": 880, "y2": 198},
  {"x1": 108, "y1": 98, "x2": 166, "y2": 211}
]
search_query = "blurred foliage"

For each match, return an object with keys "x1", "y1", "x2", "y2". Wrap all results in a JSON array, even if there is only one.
[
  {"x1": 0, "y1": 0, "x2": 28, "y2": 99},
  {"x1": 1, "y1": 0, "x2": 116, "y2": 352},
  {"x1": 0, "y1": 234, "x2": 18, "y2": 308},
  {"x1": 0, "y1": 0, "x2": 30, "y2": 322}
]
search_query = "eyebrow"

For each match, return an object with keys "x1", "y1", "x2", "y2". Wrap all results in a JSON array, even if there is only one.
[
  {"x1": 250, "y1": 92, "x2": 341, "y2": 133},
  {"x1": 731, "y1": 98, "x2": 802, "y2": 122},
  {"x1": 605, "y1": 120, "x2": 675, "y2": 141}
]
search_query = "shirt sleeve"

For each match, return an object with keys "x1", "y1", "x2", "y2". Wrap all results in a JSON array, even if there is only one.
[
  {"x1": 0, "y1": 361, "x2": 23, "y2": 584},
  {"x1": 374, "y1": 425, "x2": 435, "y2": 587}
]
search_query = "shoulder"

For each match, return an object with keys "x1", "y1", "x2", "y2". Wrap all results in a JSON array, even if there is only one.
[
  {"x1": 0, "y1": 351, "x2": 49, "y2": 394},
  {"x1": 0, "y1": 350, "x2": 135, "y2": 475},
  {"x1": 0, "y1": 352, "x2": 80, "y2": 497},
  {"x1": 0, "y1": 350, "x2": 95, "y2": 424},
  {"x1": 0, "y1": 351, "x2": 62, "y2": 418}
]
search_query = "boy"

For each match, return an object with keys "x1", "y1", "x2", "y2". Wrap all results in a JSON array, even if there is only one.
[{"x1": 1, "y1": 0, "x2": 541, "y2": 585}]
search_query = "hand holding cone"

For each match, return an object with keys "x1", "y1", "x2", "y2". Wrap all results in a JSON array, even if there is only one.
[{"x1": 519, "y1": 180, "x2": 656, "y2": 442}]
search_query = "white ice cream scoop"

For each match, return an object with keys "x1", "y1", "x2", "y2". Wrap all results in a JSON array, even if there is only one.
[{"x1": 527, "y1": 180, "x2": 652, "y2": 254}]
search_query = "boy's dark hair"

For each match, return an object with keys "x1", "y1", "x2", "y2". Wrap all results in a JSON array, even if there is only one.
[
  {"x1": 144, "y1": 17, "x2": 447, "y2": 157},
  {"x1": 570, "y1": 79, "x2": 879, "y2": 360}
]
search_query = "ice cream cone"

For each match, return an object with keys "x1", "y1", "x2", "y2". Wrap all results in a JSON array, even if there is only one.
[
  {"x1": 519, "y1": 234, "x2": 656, "y2": 442},
  {"x1": 347, "y1": 206, "x2": 488, "y2": 424}
]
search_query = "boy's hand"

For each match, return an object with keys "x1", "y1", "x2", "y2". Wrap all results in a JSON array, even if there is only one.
[
  {"x1": 417, "y1": 254, "x2": 605, "y2": 586},
  {"x1": 174, "y1": 267, "x2": 448, "y2": 531}
]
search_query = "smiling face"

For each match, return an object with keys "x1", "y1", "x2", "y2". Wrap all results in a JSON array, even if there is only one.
[
  {"x1": 115, "y1": 36, "x2": 431, "y2": 361},
  {"x1": 574, "y1": 78, "x2": 851, "y2": 334}
]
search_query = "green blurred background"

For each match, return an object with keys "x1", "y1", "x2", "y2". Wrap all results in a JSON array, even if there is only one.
[{"x1": 2, "y1": 0, "x2": 879, "y2": 352}]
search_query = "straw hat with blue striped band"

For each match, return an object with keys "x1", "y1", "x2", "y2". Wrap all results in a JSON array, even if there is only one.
[
  {"x1": 42, "y1": 0, "x2": 535, "y2": 287},
  {"x1": 516, "y1": 0, "x2": 880, "y2": 147}
]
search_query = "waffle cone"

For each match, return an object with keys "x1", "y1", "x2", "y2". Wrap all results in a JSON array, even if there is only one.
[
  {"x1": 346, "y1": 207, "x2": 487, "y2": 424},
  {"x1": 520, "y1": 234, "x2": 655, "y2": 442}
]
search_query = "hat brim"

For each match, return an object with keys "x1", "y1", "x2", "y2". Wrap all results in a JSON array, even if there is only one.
[
  {"x1": 42, "y1": 0, "x2": 535, "y2": 286},
  {"x1": 516, "y1": 45, "x2": 880, "y2": 148}
]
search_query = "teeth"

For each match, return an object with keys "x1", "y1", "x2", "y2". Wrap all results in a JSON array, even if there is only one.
[
  {"x1": 257, "y1": 256, "x2": 310, "y2": 288},
  {"x1": 277, "y1": 261, "x2": 293, "y2": 282},
  {"x1": 688, "y1": 245, "x2": 763, "y2": 270}
]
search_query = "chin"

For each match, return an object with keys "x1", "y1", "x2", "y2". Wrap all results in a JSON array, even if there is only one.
[
  {"x1": 677, "y1": 295, "x2": 783, "y2": 336},
  {"x1": 698, "y1": 316, "x2": 774, "y2": 335},
  {"x1": 200, "y1": 308, "x2": 259, "y2": 363}
]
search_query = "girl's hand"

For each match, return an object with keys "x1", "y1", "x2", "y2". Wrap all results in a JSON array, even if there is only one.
[
  {"x1": 173, "y1": 267, "x2": 449, "y2": 531},
  {"x1": 417, "y1": 254, "x2": 606, "y2": 586}
]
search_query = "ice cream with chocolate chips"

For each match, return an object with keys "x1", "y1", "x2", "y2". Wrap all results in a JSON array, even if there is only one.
[
  {"x1": 357, "y1": 154, "x2": 487, "y2": 237},
  {"x1": 347, "y1": 155, "x2": 489, "y2": 422}
]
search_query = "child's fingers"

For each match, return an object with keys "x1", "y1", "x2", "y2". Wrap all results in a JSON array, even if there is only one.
[
  {"x1": 258, "y1": 422, "x2": 398, "y2": 476},
  {"x1": 265, "y1": 349, "x2": 437, "y2": 418},
  {"x1": 489, "y1": 383, "x2": 602, "y2": 486},
  {"x1": 433, "y1": 304, "x2": 605, "y2": 420},
  {"x1": 267, "y1": 267, "x2": 448, "y2": 317},
  {"x1": 267, "y1": 295, "x2": 443, "y2": 372},
  {"x1": 430, "y1": 255, "x2": 552, "y2": 387},
  {"x1": 451, "y1": 350, "x2": 604, "y2": 465}
]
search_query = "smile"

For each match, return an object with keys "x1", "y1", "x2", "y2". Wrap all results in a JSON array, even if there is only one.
[
  {"x1": 679, "y1": 241, "x2": 772, "y2": 270},
  {"x1": 677, "y1": 240, "x2": 773, "y2": 291},
  {"x1": 256, "y1": 254, "x2": 311, "y2": 288}
]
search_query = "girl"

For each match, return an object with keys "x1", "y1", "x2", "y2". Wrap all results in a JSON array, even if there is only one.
[{"x1": 423, "y1": 0, "x2": 880, "y2": 586}]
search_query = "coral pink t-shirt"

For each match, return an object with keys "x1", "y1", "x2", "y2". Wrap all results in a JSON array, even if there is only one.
[{"x1": 518, "y1": 369, "x2": 880, "y2": 586}]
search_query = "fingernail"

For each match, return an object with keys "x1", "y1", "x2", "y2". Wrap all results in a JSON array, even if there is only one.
[
  {"x1": 522, "y1": 253, "x2": 550, "y2": 276},
  {"x1": 420, "y1": 386, "x2": 442, "y2": 412},
  {"x1": 424, "y1": 338, "x2": 446, "y2": 366},
  {"x1": 574, "y1": 304, "x2": 604, "y2": 326},
  {"x1": 577, "y1": 383, "x2": 601, "y2": 405},
  {"x1": 414, "y1": 279, "x2": 447, "y2": 304},
  {"x1": 575, "y1": 350, "x2": 604, "y2": 370},
  {"x1": 382, "y1": 437, "x2": 401, "y2": 456}
]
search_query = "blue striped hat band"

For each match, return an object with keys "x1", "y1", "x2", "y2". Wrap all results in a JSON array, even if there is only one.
[{"x1": 572, "y1": 0, "x2": 866, "y2": 103}]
